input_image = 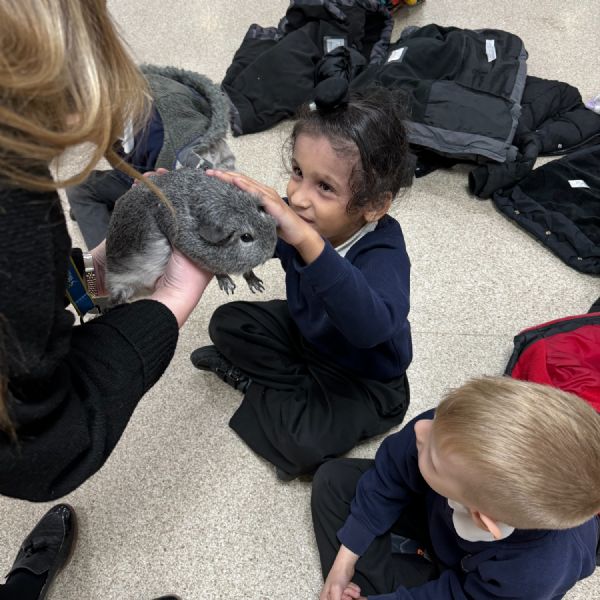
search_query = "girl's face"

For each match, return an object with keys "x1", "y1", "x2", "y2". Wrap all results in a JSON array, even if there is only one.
[{"x1": 286, "y1": 133, "x2": 370, "y2": 247}]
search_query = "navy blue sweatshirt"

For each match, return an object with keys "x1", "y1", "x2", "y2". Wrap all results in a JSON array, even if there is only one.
[
  {"x1": 338, "y1": 410, "x2": 599, "y2": 599},
  {"x1": 275, "y1": 214, "x2": 411, "y2": 381}
]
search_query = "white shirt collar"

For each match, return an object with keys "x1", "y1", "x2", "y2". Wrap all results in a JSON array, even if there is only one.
[
  {"x1": 448, "y1": 499, "x2": 515, "y2": 542},
  {"x1": 334, "y1": 221, "x2": 378, "y2": 257}
]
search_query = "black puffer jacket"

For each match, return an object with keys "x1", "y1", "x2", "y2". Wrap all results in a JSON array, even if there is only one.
[
  {"x1": 221, "y1": 0, "x2": 392, "y2": 135},
  {"x1": 224, "y1": 17, "x2": 530, "y2": 166},
  {"x1": 350, "y1": 24, "x2": 528, "y2": 164},
  {"x1": 470, "y1": 76, "x2": 600, "y2": 198},
  {"x1": 492, "y1": 144, "x2": 600, "y2": 275}
]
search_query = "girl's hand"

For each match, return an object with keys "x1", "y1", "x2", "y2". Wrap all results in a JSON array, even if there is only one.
[{"x1": 205, "y1": 169, "x2": 324, "y2": 262}]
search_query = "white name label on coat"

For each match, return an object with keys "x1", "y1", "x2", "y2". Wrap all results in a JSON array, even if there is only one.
[
  {"x1": 486, "y1": 39, "x2": 497, "y2": 62},
  {"x1": 388, "y1": 47, "x2": 406, "y2": 62},
  {"x1": 569, "y1": 179, "x2": 590, "y2": 188},
  {"x1": 324, "y1": 37, "x2": 345, "y2": 54}
]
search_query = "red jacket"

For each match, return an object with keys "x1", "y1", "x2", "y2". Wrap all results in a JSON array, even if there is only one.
[{"x1": 505, "y1": 306, "x2": 600, "y2": 412}]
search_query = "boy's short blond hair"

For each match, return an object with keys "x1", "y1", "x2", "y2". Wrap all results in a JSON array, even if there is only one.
[{"x1": 433, "y1": 376, "x2": 600, "y2": 530}]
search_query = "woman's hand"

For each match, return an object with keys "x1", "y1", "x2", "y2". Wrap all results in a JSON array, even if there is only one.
[
  {"x1": 205, "y1": 169, "x2": 325, "y2": 263},
  {"x1": 91, "y1": 242, "x2": 212, "y2": 328},
  {"x1": 150, "y1": 249, "x2": 213, "y2": 328},
  {"x1": 90, "y1": 240, "x2": 108, "y2": 297}
]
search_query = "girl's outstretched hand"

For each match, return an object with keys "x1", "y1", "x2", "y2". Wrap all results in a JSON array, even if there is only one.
[{"x1": 205, "y1": 169, "x2": 324, "y2": 261}]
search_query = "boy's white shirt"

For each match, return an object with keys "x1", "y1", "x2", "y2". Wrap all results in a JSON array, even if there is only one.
[
  {"x1": 335, "y1": 221, "x2": 378, "y2": 257},
  {"x1": 448, "y1": 499, "x2": 515, "y2": 542}
]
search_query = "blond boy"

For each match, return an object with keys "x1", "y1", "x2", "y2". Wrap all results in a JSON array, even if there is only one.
[{"x1": 312, "y1": 377, "x2": 600, "y2": 600}]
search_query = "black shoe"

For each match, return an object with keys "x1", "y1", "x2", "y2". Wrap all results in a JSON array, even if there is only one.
[
  {"x1": 190, "y1": 345, "x2": 251, "y2": 393},
  {"x1": 6, "y1": 504, "x2": 77, "y2": 600}
]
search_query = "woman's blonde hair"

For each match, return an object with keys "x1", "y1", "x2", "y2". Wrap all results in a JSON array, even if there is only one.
[
  {"x1": 0, "y1": 0, "x2": 153, "y2": 189},
  {"x1": 433, "y1": 376, "x2": 600, "y2": 530},
  {"x1": 0, "y1": 0, "x2": 166, "y2": 435}
]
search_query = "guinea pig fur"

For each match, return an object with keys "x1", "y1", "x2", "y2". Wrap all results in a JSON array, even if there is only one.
[{"x1": 105, "y1": 168, "x2": 278, "y2": 304}]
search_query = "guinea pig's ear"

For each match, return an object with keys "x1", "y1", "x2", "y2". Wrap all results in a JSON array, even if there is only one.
[{"x1": 197, "y1": 221, "x2": 231, "y2": 245}]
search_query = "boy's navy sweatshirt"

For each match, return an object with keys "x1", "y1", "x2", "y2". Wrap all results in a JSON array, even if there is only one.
[
  {"x1": 275, "y1": 214, "x2": 411, "y2": 381},
  {"x1": 338, "y1": 409, "x2": 599, "y2": 599}
]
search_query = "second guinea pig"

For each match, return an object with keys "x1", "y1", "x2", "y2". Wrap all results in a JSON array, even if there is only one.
[{"x1": 105, "y1": 168, "x2": 278, "y2": 305}]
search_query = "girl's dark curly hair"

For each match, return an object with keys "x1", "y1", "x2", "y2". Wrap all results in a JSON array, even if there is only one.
[{"x1": 286, "y1": 85, "x2": 413, "y2": 214}]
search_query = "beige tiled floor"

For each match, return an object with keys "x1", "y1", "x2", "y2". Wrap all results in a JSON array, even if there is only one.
[{"x1": 1, "y1": 1, "x2": 599, "y2": 598}]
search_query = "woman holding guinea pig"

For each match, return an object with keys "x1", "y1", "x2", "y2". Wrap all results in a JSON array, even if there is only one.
[{"x1": 0, "y1": 1, "x2": 209, "y2": 598}]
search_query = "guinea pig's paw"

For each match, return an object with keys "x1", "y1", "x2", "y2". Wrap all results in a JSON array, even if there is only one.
[
  {"x1": 216, "y1": 274, "x2": 236, "y2": 295},
  {"x1": 243, "y1": 270, "x2": 265, "y2": 294}
]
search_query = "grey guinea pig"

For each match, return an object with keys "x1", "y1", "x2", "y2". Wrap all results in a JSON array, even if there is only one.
[{"x1": 105, "y1": 168, "x2": 278, "y2": 305}]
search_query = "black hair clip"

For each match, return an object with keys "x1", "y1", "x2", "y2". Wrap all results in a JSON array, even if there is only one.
[{"x1": 309, "y1": 77, "x2": 350, "y2": 112}]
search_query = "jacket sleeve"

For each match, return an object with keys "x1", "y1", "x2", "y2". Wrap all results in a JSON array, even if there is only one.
[{"x1": 0, "y1": 186, "x2": 179, "y2": 501}]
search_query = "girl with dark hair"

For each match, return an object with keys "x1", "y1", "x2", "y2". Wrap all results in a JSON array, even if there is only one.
[{"x1": 191, "y1": 80, "x2": 414, "y2": 481}]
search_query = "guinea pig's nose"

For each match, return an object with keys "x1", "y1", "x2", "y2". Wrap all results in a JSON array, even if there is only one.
[{"x1": 258, "y1": 205, "x2": 267, "y2": 213}]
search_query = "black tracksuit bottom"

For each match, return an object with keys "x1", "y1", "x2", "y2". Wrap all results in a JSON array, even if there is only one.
[
  {"x1": 209, "y1": 300, "x2": 410, "y2": 479},
  {"x1": 311, "y1": 458, "x2": 438, "y2": 596}
]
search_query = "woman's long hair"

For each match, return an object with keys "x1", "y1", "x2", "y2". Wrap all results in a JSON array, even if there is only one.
[
  {"x1": 0, "y1": 0, "x2": 161, "y2": 434},
  {"x1": 0, "y1": 0, "x2": 153, "y2": 188}
]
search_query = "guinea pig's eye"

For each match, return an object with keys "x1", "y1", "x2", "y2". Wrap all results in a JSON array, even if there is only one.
[{"x1": 240, "y1": 233, "x2": 254, "y2": 243}]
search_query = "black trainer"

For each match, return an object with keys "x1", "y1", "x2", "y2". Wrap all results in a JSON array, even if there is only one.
[
  {"x1": 190, "y1": 345, "x2": 251, "y2": 393},
  {"x1": 6, "y1": 504, "x2": 77, "y2": 600}
]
